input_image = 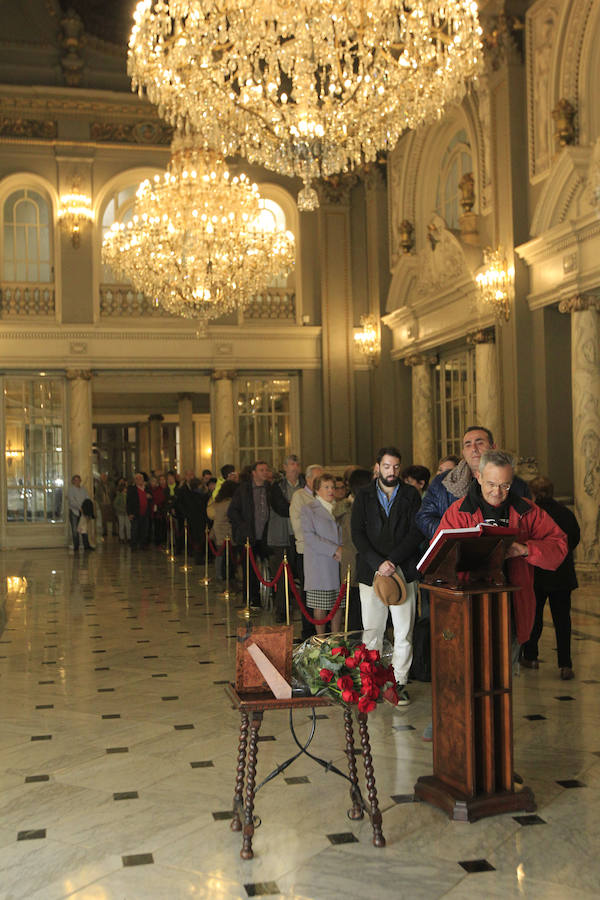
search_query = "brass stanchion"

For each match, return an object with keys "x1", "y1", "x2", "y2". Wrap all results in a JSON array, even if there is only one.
[
  {"x1": 218, "y1": 536, "x2": 237, "y2": 600},
  {"x1": 284, "y1": 551, "x2": 290, "y2": 627},
  {"x1": 200, "y1": 525, "x2": 211, "y2": 586},
  {"x1": 237, "y1": 538, "x2": 259, "y2": 619},
  {"x1": 344, "y1": 564, "x2": 351, "y2": 633},
  {"x1": 167, "y1": 514, "x2": 175, "y2": 563},
  {"x1": 179, "y1": 519, "x2": 193, "y2": 573}
]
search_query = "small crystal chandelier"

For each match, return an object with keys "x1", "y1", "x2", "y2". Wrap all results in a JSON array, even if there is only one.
[
  {"x1": 128, "y1": 1, "x2": 483, "y2": 210},
  {"x1": 476, "y1": 247, "x2": 514, "y2": 322},
  {"x1": 354, "y1": 314, "x2": 380, "y2": 365},
  {"x1": 102, "y1": 133, "x2": 295, "y2": 321}
]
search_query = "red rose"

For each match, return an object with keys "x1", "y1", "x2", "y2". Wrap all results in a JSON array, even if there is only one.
[
  {"x1": 353, "y1": 644, "x2": 367, "y2": 662},
  {"x1": 366, "y1": 649, "x2": 380, "y2": 663},
  {"x1": 331, "y1": 646, "x2": 349, "y2": 657},
  {"x1": 373, "y1": 666, "x2": 389, "y2": 687},
  {"x1": 360, "y1": 660, "x2": 376, "y2": 676},
  {"x1": 358, "y1": 696, "x2": 377, "y2": 714},
  {"x1": 319, "y1": 668, "x2": 334, "y2": 683},
  {"x1": 337, "y1": 675, "x2": 354, "y2": 692},
  {"x1": 382, "y1": 684, "x2": 399, "y2": 706},
  {"x1": 342, "y1": 689, "x2": 359, "y2": 704},
  {"x1": 345, "y1": 657, "x2": 358, "y2": 669},
  {"x1": 360, "y1": 680, "x2": 380, "y2": 701}
]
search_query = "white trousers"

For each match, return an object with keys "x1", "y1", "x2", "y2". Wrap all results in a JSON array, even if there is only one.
[{"x1": 359, "y1": 570, "x2": 417, "y2": 685}]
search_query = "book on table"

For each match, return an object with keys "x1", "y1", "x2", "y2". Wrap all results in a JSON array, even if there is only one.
[{"x1": 417, "y1": 523, "x2": 519, "y2": 576}]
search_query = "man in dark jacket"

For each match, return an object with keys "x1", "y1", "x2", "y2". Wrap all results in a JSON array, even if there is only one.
[
  {"x1": 126, "y1": 472, "x2": 153, "y2": 549},
  {"x1": 351, "y1": 446, "x2": 423, "y2": 705},
  {"x1": 416, "y1": 425, "x2": 531, "y2": 540},
  {"x1": 521, "y1": 476, "x2": 580, "y2": 680},
  {"x1": 227, "y1": 460, "x2": 288, "y2": 606}
]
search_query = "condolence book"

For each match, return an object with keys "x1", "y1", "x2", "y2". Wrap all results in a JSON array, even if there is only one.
[{"x1": 417, "y1": 523, "x2": 518, "y2": 575}]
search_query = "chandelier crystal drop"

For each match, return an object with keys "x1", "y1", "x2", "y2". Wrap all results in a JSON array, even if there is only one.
[
  {"x1": 102, "y1": 133, "x2": 295, "y2": 321},
  {"x1": 128, "y1": 1, "x2": 483, "y2": 209}
]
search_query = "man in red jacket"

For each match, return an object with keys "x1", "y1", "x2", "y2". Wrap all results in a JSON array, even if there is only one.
[{"x1": 433, "y1": 450, "x2": 568, "y2": 650}]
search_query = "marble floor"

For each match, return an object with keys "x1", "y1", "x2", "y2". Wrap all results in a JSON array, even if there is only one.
[{"x1": 0, "y1": 542, "x2": 599, "y2": 900}]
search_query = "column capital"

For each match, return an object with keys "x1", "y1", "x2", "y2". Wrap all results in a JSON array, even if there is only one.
[
  {"x1": 66, "y1": 368, "x2": 93, "y2": 381},
  {"x1": 148, "y1": 413, "x2": 164, "y2": 422},
  {"x1": 211, "y1": 369, "x2": 237, "y2": 381},
  {"x1": 467, "y1": 327, "x2": 496, "y2": 345},
  {"x1": 404, "y1": 353, "x2": 438, "y2": 368},
  {"x1": 558, "y1": 293, "x2": 600, "y2": 314}
]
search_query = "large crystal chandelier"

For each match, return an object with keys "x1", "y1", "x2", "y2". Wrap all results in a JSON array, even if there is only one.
[
  {"x1": 102, "y1": 133, "x2": 295, "y2": 321},
  {"x1": 128, "y1": 1, "x2": 483, "y2": 209}
]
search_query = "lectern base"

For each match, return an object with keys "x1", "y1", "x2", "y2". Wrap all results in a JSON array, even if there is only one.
[{"x1": 414, "y1": 775, "x2": 536, "y2": 823}]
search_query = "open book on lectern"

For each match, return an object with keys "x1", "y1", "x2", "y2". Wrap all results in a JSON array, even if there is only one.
[{"x1": 417, "y1": 523, "x2": 519, "y2": 574}]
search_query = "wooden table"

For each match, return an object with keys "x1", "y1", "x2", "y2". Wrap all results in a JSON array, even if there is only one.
[{"x1": 225, "y1": 684, "x2": 386, "y2": 859}]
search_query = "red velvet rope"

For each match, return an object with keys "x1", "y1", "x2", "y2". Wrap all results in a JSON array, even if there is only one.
[
  {"x1": 247, "y1": 544, "x2": 285, "y2": 587},
  {"x1": 207, "y1": 538, "x2": 226, "y2": 557},
  {"x1": 284, "y1": 562, "x2": 345, "y2": 626}
]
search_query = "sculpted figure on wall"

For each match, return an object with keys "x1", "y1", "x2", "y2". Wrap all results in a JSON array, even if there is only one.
[
  {"x1": 417, "y1": 215, "x2": 466, "y2": 295},
  {"x1": 530, "y1": 7, "x2": 557, "y2": 178}
]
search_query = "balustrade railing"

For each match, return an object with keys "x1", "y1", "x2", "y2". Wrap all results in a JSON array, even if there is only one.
[
  {"x1": 0, "y1": 283, "x2": 55, "y2": 317},
  {"x1": 243, "y1": 289, "x2": 296, "y2": 320},
  {"x1": 100, "y1": 284, "x2": 296, "y2": 322}
]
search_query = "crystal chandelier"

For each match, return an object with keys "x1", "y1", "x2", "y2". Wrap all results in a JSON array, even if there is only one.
[
  {"x1": 476, "y1": 247, "x2": 514, "y2": 322},
  {"x1": 102, "y1": 133, "x2": 295, "y2": 321},
  {"x1": 354, "y1": 314, "x2": 380, "y2": 365},
  {"x1": 128, "y1": 1, "x2": 483, "y2": 210}
]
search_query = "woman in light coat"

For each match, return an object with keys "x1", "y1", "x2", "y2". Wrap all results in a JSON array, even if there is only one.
[{"x1": 301, "y1": 473, "x2": 343, "y2": 635}]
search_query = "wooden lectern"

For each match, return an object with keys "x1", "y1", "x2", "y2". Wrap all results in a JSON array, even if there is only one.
[{"x1": 414, "y1": 529, "x2": 536, "y2": 822}]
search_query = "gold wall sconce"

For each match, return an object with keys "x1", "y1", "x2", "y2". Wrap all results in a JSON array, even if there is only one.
[{"x1": 57, "y1": 192, "x2": 94, "y2": 247}]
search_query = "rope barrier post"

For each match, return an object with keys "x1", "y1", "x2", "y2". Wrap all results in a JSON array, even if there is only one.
[
  {"x1": 237, "y1": 538, "x2": 259, "y2": 619},
  {"x1": 218, "y1": 536, "x2": 237, "y2": 600},
  {"x1": 167, "y1": 514, "x2": 175, "y2": 563},
  {"x1": 179, "y1": 519, "x2": 192, "y2": 573},
  {"x1": 200, "y1": 525, "x2": 211, "y2": 585},
  {"x1": 344, "y1": 564, "x2": 351, "y2": 633},
  {"x1": 283, "y1": 551, "x2": 290, "y2": 627}
]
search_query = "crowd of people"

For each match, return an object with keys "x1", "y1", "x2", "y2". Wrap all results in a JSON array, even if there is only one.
[{"x1": 67, "y1": 425, "x2": 577, "y2": 723}]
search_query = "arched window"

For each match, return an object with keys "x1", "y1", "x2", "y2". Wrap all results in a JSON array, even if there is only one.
[
  {"x1": 256, "y1": 197, "x2": 290, "y2": 289},
  {"x1": 100, "y1": 184, "x2": 140, "y2": 282},
  {"x1": 2, "y1": 188, "x2": 53, "y2": 283},
  {"x1": 436, "y1": 130, "x2": 473, "y2": 231}
]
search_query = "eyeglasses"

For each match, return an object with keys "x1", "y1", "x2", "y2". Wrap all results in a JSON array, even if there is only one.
[{"x1": 483, "y1": 481, "x2": 512, "y2": 493}]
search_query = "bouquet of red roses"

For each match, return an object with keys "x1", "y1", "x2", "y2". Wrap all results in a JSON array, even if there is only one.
[{"x1": 292, "y1": 633, "x2": 399, "y2": 713}]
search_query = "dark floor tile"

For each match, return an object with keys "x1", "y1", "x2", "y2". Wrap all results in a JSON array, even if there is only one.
[
  {"x1": 212, "y1": 810, "x2": 234, "y2": 821},
  {"x1": 213, "y1": 680, "x2": 229, "y2": 685},
  {"x1": 393, "y1": 724, "x2": 416, "y2": 731},
  {"x1": 106, "y1": 747, "x2": 129, "y2": 754},
  {"x1": 122, "y1": 853, "x2": 154, "y2": 867},
  {"x1": 143, "y1": 655, "x2": 159, "y2": 659},
  {"x1": 17, "y1": 829, "x2": 46, "y2": 841},
  {"x1": 38, "y1": 680, "x2": 55, "y2": 684},
  {"x1": 31, "y1": 735, "x2": 52, "y2": 741},
  {"x1": 198, "y1": 660, "x2": 214, "y2": 665},
  {"x1": 244, "y1": 882, "x2": 280, "y2": 897},
  {"x1": 554, "y1": 695, "x2": 575, "y2": 701},
  {"x1": 162, "y1": 696, "x2": 179, "y2": 701},
  {"x1": 114, "y1": 791, "x2": 139, "y2": 800},
  {"x1": 459, "y1": 859, "x2": 496, "y2": 873},
  {"x1": 35, "y1": 704, "x2": 54, "y2": 710},
  {"x1": 327, "y1": 832, "x2": 358, "y2": 845},
  {"x1": 98, "y1": 688, "x2": 115, "y2": 693},
  {"x1": 307, "y1": 714, "x2": 330, "y2": 720},
  {"x1": 581, "y1": 679, "x2": 600, "y2": 684},
  {"x1": 125, "y1": 616, "x2": 138, "y2": 619},
  {"x1": 95, "y1": 666, "x2": 110, "y2": 671},
  {"x1": 43, "y1": 645, "x2": 57, "y2": 649},
  {"x1": 41, "y1": 661, "x2": 56, "y2": 665},
  {"x1": 136, "y1": 640, "x2": 150, "y2": 643},
  {"x1": 102, "y1": 714, "x2": 121, "y2": 719},
  {"x1": 152, "y1": 673, "x2": 168, "y2": 678},
  {"x1": 174, "y1": 724, "x2": 194, "y2": 731},
  {"x1": 391, "y1": 793, "x2": 418, "y2": 804},
  {"x1": 190, "y1": 760, "x2": 214, "y2": 768},
  {"x1": 187, "y1": 644, "x2": 201, "y2": 648},
  {"x1": 89, "y1": 636, "x2": 103, "y2": 640},
  {"x1": 130, "y1": 627, "x2": 143, "y2": 631},
  {"x1": 523, "y1": 714, "x2": 547, "y2": 721},
  {"x1": 177, "y1": 631, "x2": 190, "y2": 634},
  {"x1": 92, "y1": 650, "x2": 107, "y2": 654},
  {"x1": 513, "y1": 814, "x2": 547, "y2": 825},
  {"x1": 168, "y1": 619, "x2": 180, "y2": 623},
  {"x1": 556, "y1": 779, "x2": 586, "y2": 788},
  {"x1": 257, "y1": 735, "x2": 276, "y2": 742},
  {"x1": 25, "y1": 775, "x2": 50, "y2": 783},
  {"x1": 285, "y1": 776, "x2": 310, "y2": 785}
]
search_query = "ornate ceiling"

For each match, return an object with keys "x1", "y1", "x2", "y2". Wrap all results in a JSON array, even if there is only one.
[{"x1": 59, "y1": 0, "x2": 138, "y2": 46}]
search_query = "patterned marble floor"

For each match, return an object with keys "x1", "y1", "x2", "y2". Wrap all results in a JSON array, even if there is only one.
[{"x1": 0, "y1": 542, "x2": 599, "y2": 900}]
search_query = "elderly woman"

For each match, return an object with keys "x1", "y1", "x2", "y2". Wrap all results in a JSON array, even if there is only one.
[{"x1": 300, "y1": 473, "x2": 344, "y2": 635}]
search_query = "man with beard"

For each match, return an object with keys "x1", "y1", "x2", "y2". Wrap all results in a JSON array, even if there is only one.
[{"x1": 351, "y1": 447, "x2": 424, "y2": 705}]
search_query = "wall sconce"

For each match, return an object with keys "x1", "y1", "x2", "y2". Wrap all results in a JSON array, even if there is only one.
[
  {"x1": 57, "y1": 192, "x2": 94, "y2": 247},
  {"x1": 354, "y1": 314, "x2": 381, "y2": 366},
  {"x1": 476, "y1": 247, "x2": 514, "y2": 322},
  {"x1": 5, "y1": 440, "x2": 23, "y2": 466}
]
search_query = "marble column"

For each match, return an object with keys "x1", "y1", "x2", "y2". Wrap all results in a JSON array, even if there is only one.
[
  {"x1": 211, "y1": 370, "x2": 236, "y2": 473},
  {"x1": 405, "y1": 354, "x2": 437, "y2": 475},
  {"x1": 559, "y1": 295, "x2": 600, "y2": 571},
  {"x1": 178, "y1": 394, "x2": 194, "y2": 475},
  {"x1": 137, "y1": 422, "x2": 150, "y2": 476},
  {"x1": 468, "y1": 327, "x2": 503, "y2": 446},
  {"x1": 66, "y1": 369, "x2": 93, "y2": 494},
  {"x1": 148, "y1": 414, "x2": 164, "y2": 474}
]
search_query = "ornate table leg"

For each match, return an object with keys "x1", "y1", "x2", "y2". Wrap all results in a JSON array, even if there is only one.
[
  {"x1": 344, "y1": 707, "x2": 364, "y2": 820},
  {"x1": 358, "y1": 711, "x2": 386, "y2": 847},
  {"x1": 241, "y1": 710, "x2": 263, "y2": 860},
  {"x1": 231, "y1": 710, "x2": 249, "y2": 832}
]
